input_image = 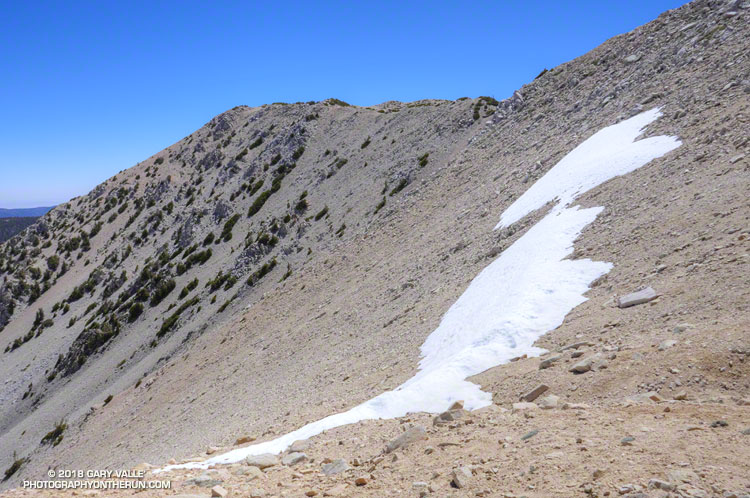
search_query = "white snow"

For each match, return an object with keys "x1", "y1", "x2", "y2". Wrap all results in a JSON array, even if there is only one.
[{"x1": 157, "y1": 108, "x2": 680, "y2": 472}]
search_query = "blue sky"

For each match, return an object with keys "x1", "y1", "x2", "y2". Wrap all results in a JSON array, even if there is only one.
[{"x1": 0, "y1": 0, "x2": 686, "y2": 209}]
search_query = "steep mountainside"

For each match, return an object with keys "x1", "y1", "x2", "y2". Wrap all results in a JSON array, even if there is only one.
[{"x1": 1, "y1": 0, "x2": 748, "y2": 496}]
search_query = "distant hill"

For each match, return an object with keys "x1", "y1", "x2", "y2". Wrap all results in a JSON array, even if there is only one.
[
  {"x1": 0, "y1": 206, "x2": 54, "y2": 218},
  {"x1": 0, "y1": 217, "x2": 38, "y2": 243}
]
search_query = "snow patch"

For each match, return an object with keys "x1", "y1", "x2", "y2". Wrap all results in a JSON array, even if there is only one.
[{"x1": 158, "y1": 108, "x2": 680, "y2": 472}]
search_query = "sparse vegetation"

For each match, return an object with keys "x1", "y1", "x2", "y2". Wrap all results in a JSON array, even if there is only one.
[
  {"x1": 390, "y1": 178, "x2": 409, "y2": 196},
  {"x1": 157, "y1": 296, "x2": 199, "y2": 338},
  {"x1": 314, "y1": 206, "x2": 329, "y2": 221},
  {"x1": 40, "y1": 420, "x2": 67, "y2": 446},
  {"x1": 220, "y1": 214, "x2": 240, "y2": 242},
  {"x1": 3, "y1": 453, "x2": 28, "y2": 481},
  {"x1": 374, "y1": 197, "x2": 386, "y2": 213}
]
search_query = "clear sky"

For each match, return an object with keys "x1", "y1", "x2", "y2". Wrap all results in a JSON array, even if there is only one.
[{"x1": 0, "y1": 0, "x2": 687, "y2": 209}]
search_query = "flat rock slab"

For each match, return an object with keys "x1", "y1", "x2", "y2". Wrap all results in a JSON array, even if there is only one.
[
  {"x1": 385, "y1": 426, "x2": 426, "y2": 453},
  {"x1": 322, "y1": 459, "x2": 350, "y2": 476},
  {"x1": 618, "y1": 286, "x2": 657, "y2": 308},
  {"x1": 521, "y1": 384, "x2": 549, "y2": 402},
  {"x1": 245, "y1": 453, "x2": 279, "y2": 469},
  {"x1": 282, "y1": 452, "x2": 307, "y2": 466}
]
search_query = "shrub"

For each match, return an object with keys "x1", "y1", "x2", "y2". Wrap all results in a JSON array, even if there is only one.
[
  {"x1": 127, "y1": 302, "x2": 143, "y2": 322},
  {"x1": 374, "y1": 197, "x2": 386, "y2": 213},
  {"x1": 157, "y1": 297, "x2": 199, "y2": 338},
  {"x1": 295, "y1": 198, "x2": 308, "y2": 213},
  {"x1": 248, "y1": 191, "x2": 271, "y2": 217},
  {"x1": 235, "y1": 148, "x2": 249, "y2": 161},
  {"x1": 3, "y1": 453, "x2": 28, "y2": 481},
  {"x1": 150, "y1": 279, "x2": 176, "y2": 306},
  {"x1": 179, "y1": 278, "x2": 199, "y2": 299},
  {"x1": 203, "y1": 232, "x2": 215, "y2": 246},
  {"x1": 314, "y1": 206, "x2": 329, "y2": 221},
  {"x1": 247, "y1": 259, "x2": 277, "y2": 286},
  {"x1": 220, "y1": 214, "x2": 240, "y2": 242},
  {"x1": 327, "y1": 98, "x2": 350, "y2": 107},
  {"x1": 40, "y1": 420, "x2": 67, "y2": 446},
  {"x1": 292, "y1": 146, "x2": 305, "y2": 160},
  {"x1": 103, "y1": 394, "x2": 113, "y2": 405},
  {"x1": 418, "y1": 152, "x2": 429, "y2": 167},
  {"x1": 390, "y1": 178, "x2": 409, "y2": 196},
  {"x1": 248, "y1": 137, "x2": 263, "y2": 150},
  {"x1": 360, "y1": 137, "x2": 371, "y2": 149}
]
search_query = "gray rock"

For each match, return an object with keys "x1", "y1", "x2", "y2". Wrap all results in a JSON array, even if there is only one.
[
  {"x1": 245, "y1": 453, "x2": 279, "y2": 469},
  {"x1": 617, "y1": 287, "x2": 657, "y2": 308},
  {"x1": 673, "y1": 323, "x2": 692, "y2": 334},
  {"x1": 321, "y1": 458, "x2": 349, "y2": 475},
  {"x1": 621, "y1": 436, "x2": 635, "y2": 446},
  {"x1": 537, "y1": 394, "x2": 559, "y2": 409},
  {"x1": 281, "y1": 452, "x2": 307, "y2": 466},
  {"x1": 624, "y1": 54, "x2": 641, "y2": 63},
  {"x1": 512, "y1": 401, "x2": 538, "y2": 412},
  {"x1": 560, "y1": 341, "x2": 593, "y2": 351},
  {"x1": 648, "y1": 479, "x2": 675, "y2": 491},
  {"x1": 521, "y1": 429, "x2": 539, "y2": 441},
  {"x1": 385, "y1": 425, "x2": 427, "y2": 453},
  {"x1": 569, "y1": 354, "x2": 601, "y2": 373},
  {"x1": 451, "y1": 467, "x2": 472, "y2": 488},
  {"x1": 658, "y1": 339, "x2": 677, "y2": 351},
  {"x1": 539, "y1": 355, "x2": 562, "y2": 370},
  {"x1": 289, "y1": 439, "x2": 310, "y2": 452},
  {"x1": 186, "y1": 473, "x2": 223, "y2": 488},
  {"x1": 232, "y1": 465, "x2": 264, "y2": 480},
  {"x1": 433, "y1": 400, "x2": 466, "y2": 426},
  {"x1": 520, "y1": 384, "x2": 549, "y2": 402},
  {"x1": 741, "y1": 428, "x2": 750, "y2": 435}
]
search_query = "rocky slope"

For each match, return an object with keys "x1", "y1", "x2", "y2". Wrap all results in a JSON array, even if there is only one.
[{"x1": 1, "y1": 0, "x2": 748, "y2": 496}]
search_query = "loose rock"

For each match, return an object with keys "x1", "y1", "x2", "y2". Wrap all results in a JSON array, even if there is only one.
[
  {"x1": 451, "y1": 467, "x2": 472, "y2": 488},
  {"x1": 538, "y1": 394, "x2": 560, "y2": 409},
  {"x1": 211, "y1": 485, "x2": 229, "y2": 498},
  {"x1": 282, "y1": 452, "x2": 307, "y2": 466},
  {"x1": 385, "y1": 425, "x2": 427, "y2": 453},
  {"x1": 617, "y1": 286, "x2": 657, "y2": 308},
  {"x1": 245, "y1": 453, "x2": 278, "y2": 469},
  {"x1": 322, "y1": 459, "x2": 349, "y2": 476},
  {"x1": 520, "y1": 384, "x2": 549, "y2": 402}
]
